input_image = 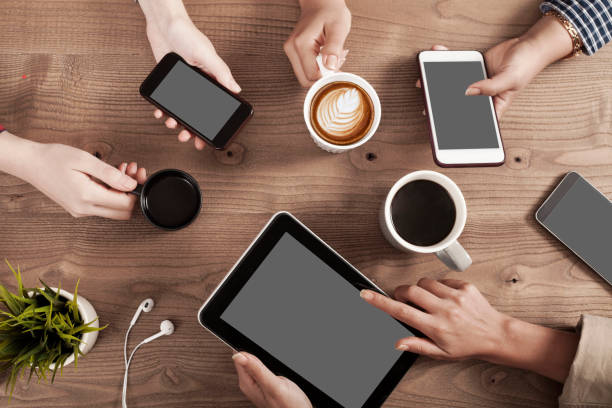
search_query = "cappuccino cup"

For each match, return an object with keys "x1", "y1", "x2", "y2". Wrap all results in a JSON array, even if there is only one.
[
  {"x1": 379, "y1": 171, "x2": 472, "y2": 271},
  {"x1": 303, "y1": 55, "x2": 381, "y2": 153}
]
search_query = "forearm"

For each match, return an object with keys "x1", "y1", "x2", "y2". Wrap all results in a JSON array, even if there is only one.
[
  {"x1": 540, "y1": 0, "x2": 612, "y2": 55},
  {"x1": 0, "y1": 131, "x2": 39, "y2": 182},
  {"x1": 521, "y1": 15, "x2": 574, "y2": 69},
  {"x1": 299, "y1": 0, "x2": 346, "y2": 9},
  {"x1": 489, "y1": 316, "x2": 579, "y2": 383},
  {"x1": 137, "y1": 0, "x2": 189, "y2": 29}
]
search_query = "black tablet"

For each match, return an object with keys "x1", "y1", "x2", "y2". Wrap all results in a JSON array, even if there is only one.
[{"x1": 198, "y1": 212, "x2": 419, "y2": 408}]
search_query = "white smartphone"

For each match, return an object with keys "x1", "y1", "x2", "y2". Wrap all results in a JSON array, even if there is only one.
[{"x1": 418, "y1": 50, "x2": 505, "y2": 167}]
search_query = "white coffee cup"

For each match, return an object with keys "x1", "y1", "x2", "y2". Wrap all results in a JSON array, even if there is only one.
[
  {"x1": 303, "y1": 55, "x2": 381, "y2": 154},
  {"x1": 379, "y1": 170, "x2": 472, "y2": 271}
]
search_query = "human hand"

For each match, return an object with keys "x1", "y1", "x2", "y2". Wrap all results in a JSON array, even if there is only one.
[
  {"x1": 284, "y1": 0, "x2": 351, "y2": 87},
  {"x1": 26, "y1": 143, "x2": 146, "y2": 220},
  {"x1": 464, "y1": 38, "x2": 544, "y2": 117},
  {"x1": 140, "y1": 0, "x2": 241, "y2": 150},
  {"x1": 416, "y1": 16, "x2": 574, "y2": 117},
  {"x1": 416, "y1": 43, "x2": 542, "y2": 118},
  {"x1": 232, "y1": 352, "x2": 312, "y2": 408},
  {"x1": 466, "y1": 15, "x2": 575, "y2": 117},
  {"x1": 360, "y1": 278, "x2": 509, "y2": 361}
]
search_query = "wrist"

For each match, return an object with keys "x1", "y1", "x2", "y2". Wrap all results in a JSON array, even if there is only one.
[
  {"x1": 0, "y1": 132, "x2": 42, "y2": 182},
  {"x1": 487, "y1": 315, "x2": 578, "y2": 383},
  {"x1": 487, "y1": 316, "x2": 531, "y2": 365},
  {"x1": 520, "y1": 15, "x2": 574, "y2": 68},
  {"x1": 138, "y1": 0, "x2": 189, "y2": 34},
  {"x1": 299, "y1": 0, "x2": 345, "y2": 10},
  {"x1": 477, "y1": 312, "x2": 518, "y2": 363}
]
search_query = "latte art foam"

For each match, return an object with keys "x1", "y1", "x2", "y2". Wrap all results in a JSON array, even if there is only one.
[{"x1": 310, "y1": 82, "x2": 374, "y2": 145}]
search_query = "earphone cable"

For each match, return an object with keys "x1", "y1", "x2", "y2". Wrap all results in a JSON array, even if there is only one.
[
  {"x1": 124, "y1": 324, "x2": 133, "y2": 368},
  {"x1": 122, "y1": 340, "x2": 145, "y2": 408}
]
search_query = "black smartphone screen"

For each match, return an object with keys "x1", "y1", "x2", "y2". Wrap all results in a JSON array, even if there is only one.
[
  {"x1": 424, "y1": 61, "x2": 499, "y2": 149},
  {"x1": 537, "y1": 173, "x2": 612, "y2": 286},
  {"x1": 140, "y1": 53, "x2": 252, "y2": 149},
  {"x1": 150, "y1": 61, "x2": 240, "y2": 140}
]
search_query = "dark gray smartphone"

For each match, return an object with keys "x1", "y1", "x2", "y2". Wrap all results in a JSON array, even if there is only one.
[
  {"x1": 140, "y1": 52, "x2": 253, "y2": 150},
  {"x1": 536, "y1": 172, "x2": 612, "y2": 286}
]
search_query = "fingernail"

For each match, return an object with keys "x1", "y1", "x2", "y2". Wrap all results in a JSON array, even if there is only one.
[
  {"x1": 326, "y1": 55, "x2": 338, "y2": 70},
  {"x1": 232, "y1": 352, "x2": 248, "y2": 365},
  {"x1": 231, "y1": 79, "x2": 241, "y2": 93},
  {"x1": 121, "y1": 174, "x2": 137, "y2": 190},
  {"x1": 396, "y1": 344, "x2": 409, "y2": 351},
  {"x1": 360, "y1": 289, "x2": 373, "y2": 300},
  {"x1": 343, "y1": 49, "x2": 349, "y2": 58},
  {"x1": 422, "y1": 109, "x2": 426, "y2": 116},
  {"x1": 465, "y1": 88, "x2": 480, "y2": 96}
]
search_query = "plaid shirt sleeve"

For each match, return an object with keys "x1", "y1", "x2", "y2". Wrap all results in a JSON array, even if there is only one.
[
  {"x1": 0, "y1": 124, "x2": 5, "y2": 133},
  {"x1": 540, "y1": 0, "x2": 612, "y2": 55}
]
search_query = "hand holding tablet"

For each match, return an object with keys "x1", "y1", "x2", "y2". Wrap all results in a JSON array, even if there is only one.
[{"x1": 233, "y1": 352, "x2": 312, "y2": 408}]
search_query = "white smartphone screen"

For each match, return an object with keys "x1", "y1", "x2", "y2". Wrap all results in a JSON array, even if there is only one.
[{"x1": 423, "y1": 61, "x2": 499, "y2": 150}]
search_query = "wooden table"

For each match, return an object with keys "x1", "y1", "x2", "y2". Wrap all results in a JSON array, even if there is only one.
[{"x1": 1, "y1": 0, "x2": 611, "y2": 406}]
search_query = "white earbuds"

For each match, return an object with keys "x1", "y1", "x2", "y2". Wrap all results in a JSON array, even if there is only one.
[
  {"x1": 123, "y1": 299, "x2": 174, "y2": 408},
  {"x1": 129, "y1": 298, "x2": 154, "y2": 326},
  {"x1": 142, "y1": 320, "x2": 175, "y2": 344}
]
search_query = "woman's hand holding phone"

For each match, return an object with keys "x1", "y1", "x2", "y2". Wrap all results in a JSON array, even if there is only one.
[
  {"x1": 138, "y1": 0, "x2": 242, "y2": 151},
  {"x1": 419, "y1": 15, "x2": 575, "y2": 118}
]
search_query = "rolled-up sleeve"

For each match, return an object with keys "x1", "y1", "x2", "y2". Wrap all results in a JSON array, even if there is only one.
[
  {"x1": 559, "y1": 314, "x2": 612, "y2": 407},
  {"x1": 540, "y1": 0, "x2": 612, "y2": 55}
]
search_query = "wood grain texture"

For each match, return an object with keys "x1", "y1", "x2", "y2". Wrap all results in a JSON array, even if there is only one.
[{"x1": 0, "y1": 0, "x2": 611, "y2": 406}]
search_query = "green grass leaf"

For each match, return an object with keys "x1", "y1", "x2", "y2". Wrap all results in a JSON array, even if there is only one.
[{"x1": 0, "y1": 262, "x2": 106, "y2": 400}]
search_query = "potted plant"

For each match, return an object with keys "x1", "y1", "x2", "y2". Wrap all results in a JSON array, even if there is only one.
[{"x1": 0, "y1": 260, "x2": 106, "y2": 399}]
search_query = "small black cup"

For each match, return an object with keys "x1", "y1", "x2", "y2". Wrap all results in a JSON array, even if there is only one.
[{"x1": 132, "y1": 169, "x2": 202, "y2": 230}]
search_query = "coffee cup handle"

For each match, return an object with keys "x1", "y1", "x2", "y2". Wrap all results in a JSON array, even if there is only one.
[
  {"x1": 436, "y1": 241, "x2": 472, "y2": 272},
  {"x1": 129, "y1": 184, "x2": 143, "y2": 197},
  {"x1": 316, "y1": 55, "x2": 336, "y2": 77}
]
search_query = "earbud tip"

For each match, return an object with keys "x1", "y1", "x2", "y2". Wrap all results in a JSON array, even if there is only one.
[
  {"x1": 160, "y1": 320, "x2": 174, "y2": 335},
  {"x1": 142, "y1": 298, "x2": 155, "y2": 312}
]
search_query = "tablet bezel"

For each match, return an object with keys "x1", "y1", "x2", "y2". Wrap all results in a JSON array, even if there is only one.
[{"x1": 198, "y1": 211, "x2": 419, "y2": 408}]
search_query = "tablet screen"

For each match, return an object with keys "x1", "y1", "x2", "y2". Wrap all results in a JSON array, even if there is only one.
[{"x1": 221, "y1": 233, "x2": 413, "y2": 407}]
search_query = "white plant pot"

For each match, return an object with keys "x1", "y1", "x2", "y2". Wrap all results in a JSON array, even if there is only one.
[{"x1": 30, "y1": 288, "x2": 99, "y2": 370}]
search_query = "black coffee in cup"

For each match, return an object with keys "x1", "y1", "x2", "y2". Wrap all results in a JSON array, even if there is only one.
[
  {"x1": 134, "y1": 169, "x2": 201, "y2": 230},
  {"x1": 390, "y1": 180, "x2": 456, "y2": 247}
]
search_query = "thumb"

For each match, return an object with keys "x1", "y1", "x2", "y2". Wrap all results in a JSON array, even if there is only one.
[
  {"x1": 192, "y1": 46, "x2": 241, "y2": 94},
  {"x1": 396, "y1": 337, "x2": 450, "y2": 359},
  {"x1": 466, "y1": 71, "x2": 516, "y2": 97},
  {"x1": 235, "y1": 353, "x2": 280, "y2": 392},
  {"x1": 321, "y1": 22, "x2": 350, "y2": 70},
  {"x1": 80, "y1": 156, "x2": 137, "y2": 192}
]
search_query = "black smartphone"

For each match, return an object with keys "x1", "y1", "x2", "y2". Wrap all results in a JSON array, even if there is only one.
[
  {"x1": 140, "y1": 52, "x2": 253, "y2": 150},
  {"x1": 536, "y1": 172, "x2": 612, "y2": 287}
]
